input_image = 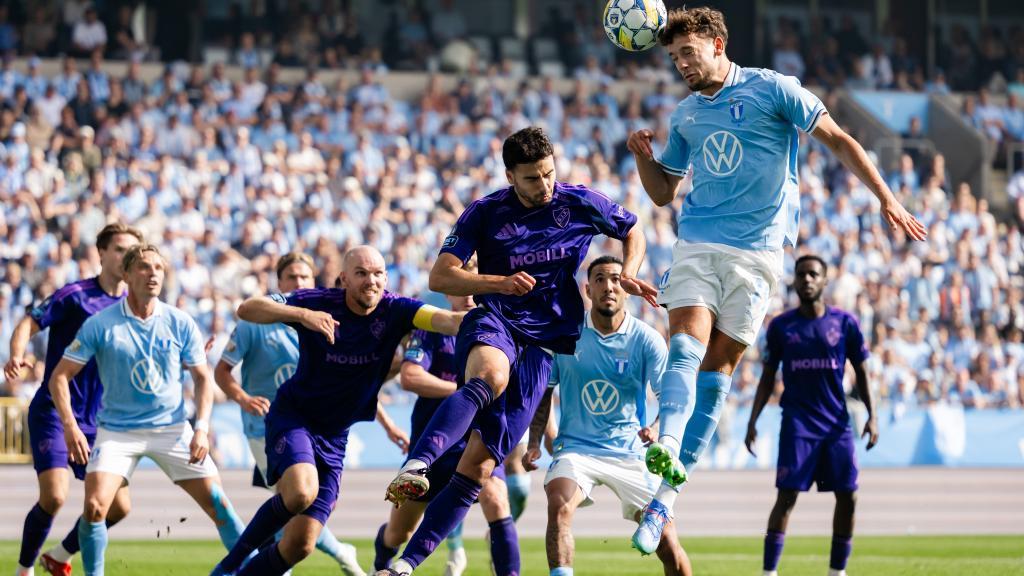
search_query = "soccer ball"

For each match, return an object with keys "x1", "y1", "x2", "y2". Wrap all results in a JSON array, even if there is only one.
[{"x1": 603, "y1": 0, "x2": 668, "y2": 52}]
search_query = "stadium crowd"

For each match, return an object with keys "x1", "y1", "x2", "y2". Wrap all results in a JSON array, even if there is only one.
[{"x1": 0, "y1": 44, "x2": 1020, "y2": 424}]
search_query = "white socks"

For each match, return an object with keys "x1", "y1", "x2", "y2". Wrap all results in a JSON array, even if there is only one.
[
  {"x1": 401, "y1": 459, "x2": 427, "y2": 473},
  {"x1": 46, "y1": 543, "x2": 74, "y2": 563},
  {"x1": 828, "y1": 570, "x2": 847, "y2": 576},
  {"x1": 658, "y1": 435, "x2": 681, "y2": 458}
]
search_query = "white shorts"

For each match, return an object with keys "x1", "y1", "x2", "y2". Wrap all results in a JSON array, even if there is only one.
[
  {"x1": 657, "y1": 241, "x2": 784, "y2": 346},
  {"x1": 544, "y1": 452, "x2": 658, "y2": 520},
  {"x1": 247, "y1": 437, "x2": 270, "y2": 487},
  {"x1": 87, "y1": 421, "x2": 219, "y2": 483}
]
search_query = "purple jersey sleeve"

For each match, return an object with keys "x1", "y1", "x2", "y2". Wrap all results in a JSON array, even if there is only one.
[
  {"x1": 403, "y1": 330, "x2": 434, "y2": 371},
  {"x1": 28, "y1": 292, "x2": 68, "y2": 330},
  {"x1": 844, "y1": 313, "x2": 869, "y2": 365},
  {"x1": 580, "y1": 188, "x2": 637, "y2": 241},
  {"x1": 439, "y1": 202, "x2": 483, "y2": 264},
  {"x1": 389, "y1": 295, "x2": 425, "y2": 334},
  {"x1": 277, "y1": 288, "x2": 333, "y2": 311}
]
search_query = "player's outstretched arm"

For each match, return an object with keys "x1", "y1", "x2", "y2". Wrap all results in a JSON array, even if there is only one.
[
  {"x1": 619, "y1": 225, "x2": 659, "y2": 307},
  {"x1": 811, "y1": 114, "x2": 927, "y2": 241},
  {"x1": 523, "y1": 387, "x2": 555, "y2": 471},
  {"x1": 412, "y1": 303, "x2": 466, "y2": 336},
  {"x1": 852, "y1": 362, "x2": 879, "y2": 450},
  {"x1": 627, "y1": 129, "x2": 684, "y2": 207},
  {"x1": 399, "y1": 361, "x2": 457, "y2": 399},
  {"x1": 745, "y1": 363, "x2": 779, "y2": 457},
  {"x1": 376, "y1": 401, "x2": 409, "y2": 454},
  {"x1": 187, "y1": 363, "x2": 215, "y2": 464},
  {"x1": 237, "y1": 295, "x2": 339, "y2": 343},
  {"x1": 213, "y1": 359, "x2": 270, "y2": 417},
  {"x1": 429, "y1": 252, "x2": 536, "y2": 297},
  {"x1": 48, "y1": 358, "x2": 90, "y2": 465},
  {"x1": 3, "y1": 315, "x2": 39, "y2": 381}
]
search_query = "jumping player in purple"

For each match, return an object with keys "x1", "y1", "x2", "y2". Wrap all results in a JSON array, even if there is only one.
[
  {"x1": 745, "y1": 255, "x2": 878, "y2": 576},
  {"x1": 377, "y1": 127, "x2": 657, "y2": 576},
  {"x1": 4, "y1": 223, "x2": 142, "y2": 576},
  {"x1": 210, "y1": 246, "x2": 465, "y2": 576}
]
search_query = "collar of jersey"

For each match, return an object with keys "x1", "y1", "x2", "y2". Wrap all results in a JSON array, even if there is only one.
[
  {"x1": 586, "y1": 309, "x2": 632, "y2": 338},
  {"x1": 121, "y1": 297, "x2": 164, "y2": 321},
  {"x1": 694, "y1": 62, "x2": 740, "y2": 104}
]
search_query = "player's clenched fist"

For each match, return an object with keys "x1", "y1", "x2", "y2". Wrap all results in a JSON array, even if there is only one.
[
  {"x1": 300, "y1": 309, "x2": 341, "y2": 344},
  {"x1": 189, "y1": 428, "x2": 210, "y2": 464},
  {"x1": 499, "y1": 271, "x2": 536, "y2": 296},
  {"x1": 64, "y1": 423, "x2": 90, "y2": 465},
  {"x1": 627, "y1": 129, "x2": 655, "y2": 160}
]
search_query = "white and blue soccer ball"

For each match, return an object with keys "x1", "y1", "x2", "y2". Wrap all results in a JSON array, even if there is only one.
[{"x1": 603, "y1": 0, "x2": 668, "y2": 52}]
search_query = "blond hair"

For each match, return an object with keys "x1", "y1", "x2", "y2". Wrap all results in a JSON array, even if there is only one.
[{"x1": 121, "y1": 243, "x2": 164, "y2": 273}]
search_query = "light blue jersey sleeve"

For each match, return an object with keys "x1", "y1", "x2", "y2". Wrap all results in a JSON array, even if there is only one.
[
  {"x1": 179, "y1": 316, "x2": 207, "y2": 367},
  {"x1": 773, "y1": 74, "x2": 826, "y2": 133},
  {"x1": 641, "y1": 327, "x2": 668, "y2": 400},
  {"x1": 657, "y1": 108, "x2": 691, "y2": 177},
  {"x1": 220, "y1": 321, "x2": 250, "y2": 367},
  {"x1": 548, "y1": 355, "x2": 561, "y2": 388},
  {"x1": 64, "y1": 315, "x2": 101, "y2": 364}
]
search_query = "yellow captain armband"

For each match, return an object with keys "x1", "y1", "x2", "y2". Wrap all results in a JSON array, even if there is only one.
[{"x1": 412, "y1": 305, "x2": 441, "y2": 331}]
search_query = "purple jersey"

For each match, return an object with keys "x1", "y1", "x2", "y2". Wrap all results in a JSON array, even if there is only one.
[
  {"x1": 440, "y1": 182, "x2": 637, "y2": 354},
  {"x1": 403, "y1": 330, "x2": 459, "y2": 445},
  {"x1": 764, "y1": 306, "x2": 869, "y2": 439},
  {"x1": 270, "y1": 289, "x2": 423, "y2": 435},
  {"x1": 28, "y1": 277, "x2": 123, "y2": 432}
]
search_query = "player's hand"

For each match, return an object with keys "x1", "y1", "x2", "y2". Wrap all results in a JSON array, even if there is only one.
[
  {"x1": 862, "y1": 417, "x2": 879, "y2": 450},
  {"x1": 238, "y1": 393, "x2": 271, "y2": 417},
  {"x1": 190, "y1": 428, "x2": 210, "y2": 464},
  {"x1": 522, "y1": 445, "x2": 542, "y2": 471},
  {"x1": 627, "y1": 129, "x2": 655, "y2": 160},
  {"x1": 498, "y1": 271, "x2": 536, "y2": 296},
  {"x1": 638, "y1": 426, "x2": 656, "y2": 445},
  {"x1": 204, "y1": 335, "x2": 216, "y2": 355},
  {"x1": 64, "y1": 424, "x2": 91, "y2": 465},
  {"x1": 881, "y1": 198, "x2": 927, "y2": 241},
  {"x1": 387, "y1": 427, "x2": 410, "y2": 454},
  {"x1": 300, "y1": 309, "x2": 341, "y2": 344},
  {"x1": 744, "y1": 424, "x2": 758, "y2": 457},
  {"x1": 621, "y1": 274, "x2": 660, "y2": 308},
  {"x1": 3, "y1": 356, "x2": 31, "y2": 382}
]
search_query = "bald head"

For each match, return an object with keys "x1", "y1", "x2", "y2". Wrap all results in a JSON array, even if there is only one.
[{"x1": 340, "y1": 245, "x2": 387, "y2": 312}]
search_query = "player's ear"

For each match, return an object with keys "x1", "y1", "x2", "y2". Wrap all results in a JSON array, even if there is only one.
[
  {"x1": 584, "y1": 281, "x2": 592, "y2": 300},
  {"x1": 714, "y1": 36, "x2": 725, "y2": 56},
  {"x1": 505, "y1": 169, "x2": 514, "y2": 186}
]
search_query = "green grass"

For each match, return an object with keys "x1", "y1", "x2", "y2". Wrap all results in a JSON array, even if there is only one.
[{"x1": 5, "y1": 535, "x2": 1023, "y2": 575}]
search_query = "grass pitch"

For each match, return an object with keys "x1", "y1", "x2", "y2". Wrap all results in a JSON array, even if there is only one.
[{"x1": 3, "y1": 535, "x2": 1022, "y2": 575}]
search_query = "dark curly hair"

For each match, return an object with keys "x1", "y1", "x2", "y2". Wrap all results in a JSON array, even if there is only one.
[
  {"x1": 502, "y1": 127, "x2": 554, "y2": 170},
  {"x1": 659, "y1": 6, "x2": 729, "y2": 48}
]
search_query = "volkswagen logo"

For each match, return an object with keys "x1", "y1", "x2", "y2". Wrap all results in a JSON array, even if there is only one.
[
  {"x1": 702, "y1": 130, "x2": 743, "y2": 176},
  {"x1": 581, "y1": 380, "x2": 620, "y2": 416},
  {"x1": 130, "y1": 359, "x2": 164, "y2": 395},
  {"x1": 273, "y1": 363, "x2": 297, "y2": 388}
]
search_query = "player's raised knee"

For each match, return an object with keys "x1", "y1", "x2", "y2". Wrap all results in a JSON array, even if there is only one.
[
  {"x1": 82, "y1": 496, "x2": 109, "y2": 522},
  {"x1": 39, "y1": 491, "x2": 66, "y2": 514},
  {"x1": 281, "y1": 482, "x2": 319, "y2": 514}
]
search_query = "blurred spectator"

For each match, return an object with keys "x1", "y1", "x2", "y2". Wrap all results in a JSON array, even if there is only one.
[{"x1": 71, "y1": 7, "x2": 107, "y2": 57}]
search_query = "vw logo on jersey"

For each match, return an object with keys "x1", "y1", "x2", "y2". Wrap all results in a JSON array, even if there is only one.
[
  {"x1": 129, "y1": 359, "x2": 164, "y2": 395},
  {"x1": 702, "y1": 130, "x2": 743, "y2": 176},
  {"x1": 273, "y1": 363, "x2": 297, "y2": 388},
  {"x1": 581, "y1": 379, "x2": 620, "y2": 416}
]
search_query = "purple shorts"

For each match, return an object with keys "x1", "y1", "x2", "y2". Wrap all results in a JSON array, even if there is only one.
[
  {"x1": 418, "y1": 445, "x2": 507, "y2": 502},
  {"x1": 776, "y1": 425, "x2": 858, "y2": 493},
  {"x1": 455, "y1": 307, "x2": 553, "y2": 465},
  {"x1": 28, "y1": 402, "x2": 93, "y2": 481},
  {"x1": 264, "y1": 407, "x2": 348, "y2": 525}
]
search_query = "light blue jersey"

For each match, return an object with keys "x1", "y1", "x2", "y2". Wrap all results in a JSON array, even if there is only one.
[
  {"x1": 658, "y1": 64, "x2": 825, "y2": 250},
  {"x1": 220, "y1": 320, "x2": 299, "y2": 438},
  {"x1": 64, "y1": 299, "x2": 207, "y2": 431},
  {"x1": 550, "y1": 312, "x2": 667, "y2": 459}
]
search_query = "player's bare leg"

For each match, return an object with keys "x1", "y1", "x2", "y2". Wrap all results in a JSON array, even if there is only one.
[
  {"x1": 388, "y1": 345, "x2": 510, "y2": 506},
  {"x1": 78, "y1": 472, "x2": 127, "y2": 576},
  {"x1": 762, "y1": 489, "x2": 799, "y2": 576},
  {"x1": 651, "y1": 515, "x2": 692, "y2": 576},
  {"x1": 544, "y1": 477, "x2": 586, "y2": 572},
  {"x1": 177, "y1": 477, "x2": 246, "y2": 550}
]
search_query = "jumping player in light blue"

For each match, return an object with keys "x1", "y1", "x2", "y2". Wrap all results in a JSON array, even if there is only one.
[
  {"x1": 48, "y1": 244, "x2": 247, "y2": 576},
  {"x1": 745, "y1": 255, "x2": 878, "y2": 576},
  {"x1": 214, "y1": 252, "x2": 368, "y2": 576},
  {"x1": 523, "y1": 256, "x2": 691, "y2": 576},
  {"x1": 626, "y1": 6, "x2": 924, "y2": 554}
]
